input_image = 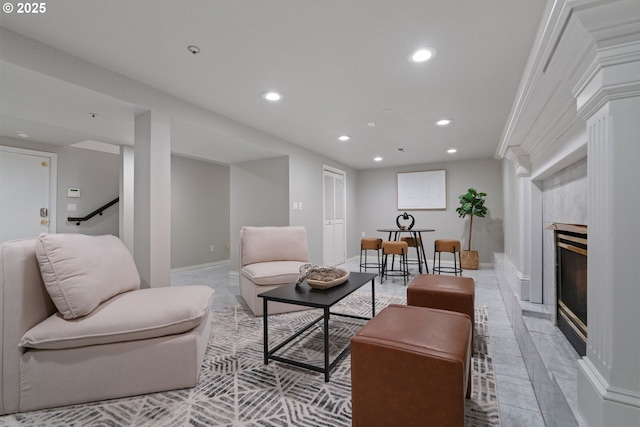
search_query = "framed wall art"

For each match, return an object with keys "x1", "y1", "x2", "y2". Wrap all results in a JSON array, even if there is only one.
[{"x1": 397, "y1": 170, "x2": 446, "y2": 210}]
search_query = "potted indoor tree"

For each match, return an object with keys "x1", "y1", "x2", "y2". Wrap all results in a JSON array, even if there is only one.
[{"x1": 456, "y1": 188, "x2": 487, "y2": 270}]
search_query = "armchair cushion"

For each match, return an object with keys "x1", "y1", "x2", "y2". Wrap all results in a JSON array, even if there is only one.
[
  {"x1": 241, "y1": 261, "x2": 306, "y2": 286},
  {"x1": 36, "y1": 233, "x2": 140, "y2": 319},
  {"x1": 19, "y1": 286, "x2": 214, "y2": 350},
  {"x1": 241, "y1": 226, "x2": 308, "y2": 266}
]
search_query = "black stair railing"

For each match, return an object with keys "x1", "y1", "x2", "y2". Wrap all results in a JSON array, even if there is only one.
[{"x1": 68, "y1": 197, "x2": 119, "y2": 225}]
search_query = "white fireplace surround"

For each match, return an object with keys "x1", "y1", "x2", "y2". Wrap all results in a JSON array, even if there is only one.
[{"x1": 495, "y1": 1, "x2": 640, "y2": 426}]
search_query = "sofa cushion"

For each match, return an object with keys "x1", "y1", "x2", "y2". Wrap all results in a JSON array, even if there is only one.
[
  {"x1": 241, "y1": 226, "x2": 309, "y2": 266},
  {"x1": 19, "y1": 286, "x2": 214, "y2": 349},
  {"x1": 241, "y1": 261, "x2": 306, "y2": 286},
  {"x1": 36, "y1": 233, "x2": 140, "y2": 319}
]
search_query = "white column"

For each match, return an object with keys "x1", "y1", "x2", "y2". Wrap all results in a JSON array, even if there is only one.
[
  {"x1": 574, "y1": 38, "x2": 640, "y2": 425},
  {"x1": 134, "y1": 111, "x2": 171, "y2": 288},
  {"x1": 119, "y1": 145, "x2": 134, "y2": 253},
  {"x1": 518, "y1": 176, "x2": 531, "y2": 301},
  {"x1": 529, "y1": 181, "x2": 543, "y2": 304},
  {"x1": 506, "y1": 147, "x2": 541, "y2": 302}
]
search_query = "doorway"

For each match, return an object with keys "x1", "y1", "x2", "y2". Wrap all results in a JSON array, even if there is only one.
[
  {"x1": 0, "y1": 146, "x2": 57, "y2": 242},
  {"x1": 322, "y1": 166, "x2": 346, "y2": 266}
]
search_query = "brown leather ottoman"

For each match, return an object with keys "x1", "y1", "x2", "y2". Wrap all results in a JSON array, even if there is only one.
[
  {"x1": 407, "y1": 274, "x2": 476, "y2": 400},
  {"x1": 351, "y1": 304, "x2": 472, "y2": 427},
  {"x1": 407, "y1": 274, "x2": 475, "y2": 344}
]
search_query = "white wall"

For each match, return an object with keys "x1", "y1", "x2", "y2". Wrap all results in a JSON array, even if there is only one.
[
  {"x1": 171, "y1": 156, "x2": 230, "y2": 269},
  {"x1": 288, "y1": 152, "x2": 360, "y2": 265},
  {"x1": 356, "y1": 157, "x2": 503, "y2": 264},
  {"x1": 229, "y1": 152, "x2": 359, "y2": 272},
  {"x1": 229, "y1": 156, "x2": 290, "y2": 271}
]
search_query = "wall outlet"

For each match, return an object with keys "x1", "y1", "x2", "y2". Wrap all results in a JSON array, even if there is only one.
[
  {"x1": 362, "y1": 231, "x2": 365, "y2": 237},
  {"x1": 299, "y1": 202, "x2": 303, "y2": 210},
  {"x1": 210, "y1": 245, "x2": 215, "y2": 252}
]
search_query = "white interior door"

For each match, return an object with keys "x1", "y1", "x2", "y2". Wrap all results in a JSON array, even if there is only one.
[
  {"x1": 0, "y1": 146, "x2": 57, "y2": 242},
  {"x1": 323, "y1": 167, "x2": 346, "y2": 266}
]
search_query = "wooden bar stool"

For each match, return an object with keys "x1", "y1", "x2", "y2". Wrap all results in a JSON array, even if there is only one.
[
  {"x1": 381, "y1": 241, "x2": 409, "y2": 286},
  {"x1": 433, "y1": 239, "x2": 463, "y2": 276},
  {"x1": 360, "y1": 238, "x2": 383, "y2": 277},
  {"x1": 400, "y1": 236, "x2": 427, "y2": 274}
]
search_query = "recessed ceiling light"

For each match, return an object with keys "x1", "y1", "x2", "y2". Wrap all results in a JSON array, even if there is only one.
[
  {"x1": 367, "y1": 122, "x2": 376, "y2": 127},
  {"x1": 374, "y1": 156, "x2": 383, "y2": 162},
  {"x1": 187, "y1": 45, "x2": 200, "y2": 55},
  {"x1": 409, "y1": 48, "x2": 437, "y2": 63},
  {"x1": 262, "y1": 91, "x2": 282, "y2": 102},
  {"x1": 436, "y1": 119, "x2": 452, "y2": 126},
  {"x1": 447, "y1": 148, "x2": 458, "y2": 154},
  {"x1": 338, "y1": 135, "x2": 350, "y2": 142},
  {"x1": 16, "y1": 131, "x2": 29, "y2": 138}
]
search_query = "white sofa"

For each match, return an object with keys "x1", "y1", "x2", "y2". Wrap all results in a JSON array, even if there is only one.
[
  {"x1": 0, "y1": 234, "x2": 214, "y2": 415},
  {"x1": 239, "y1": 226, "x2": 311, "y2": 316}
]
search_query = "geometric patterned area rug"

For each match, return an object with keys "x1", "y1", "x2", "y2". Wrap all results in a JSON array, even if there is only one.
[{"x1": 1, "y1": 293, "x2": 500, "y2": 427}]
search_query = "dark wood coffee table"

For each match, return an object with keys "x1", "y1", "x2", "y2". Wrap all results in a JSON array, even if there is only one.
[{"x1": 258, "y1": 271, "x2": 377, "y2": 382}]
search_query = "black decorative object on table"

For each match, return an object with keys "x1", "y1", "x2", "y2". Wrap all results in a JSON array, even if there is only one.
[{"x1": 395, "y1": 212, "x2": 415, "y2": 230}]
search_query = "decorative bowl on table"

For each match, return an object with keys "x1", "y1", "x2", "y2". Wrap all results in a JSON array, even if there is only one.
[{"x1": 302, "y1": 265, "x2": 350, "y2": 290}]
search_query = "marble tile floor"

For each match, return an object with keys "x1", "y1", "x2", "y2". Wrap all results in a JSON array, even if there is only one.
[{"x1": 172, "y1": 258, "x2": 550, "y2": 426}]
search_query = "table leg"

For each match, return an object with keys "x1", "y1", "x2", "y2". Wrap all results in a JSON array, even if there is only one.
[
  {"x1": 417, "y1": 232, "x2": 429, "y2": 273},
  {"x1": 263, "y1": 299, "x2": 269, "y2": 364},
  {"x1": 324, "y1": 307, "x2": 330, "y2": 382},
  {"x1": 412, "y1": 231, "x2": 423, "y2": 274},
  {"x1": 371, "y1": 278, "x2": 376, "y2": 317}
]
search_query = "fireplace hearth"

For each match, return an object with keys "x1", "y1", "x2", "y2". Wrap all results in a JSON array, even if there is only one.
[{"x1": 551, "y1": 223, "x2": 587, "y2": 356}]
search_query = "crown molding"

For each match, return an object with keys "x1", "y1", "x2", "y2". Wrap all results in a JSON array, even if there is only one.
[
  {"x1": 504, "y1": 146, "x2": 532, "y2": 178},
  {"x1": 498, "y1": 0, "x2": 640, "y2": 167},
  {"x1": 574, "y1": 40, "x2": 640, "y2": 119}
]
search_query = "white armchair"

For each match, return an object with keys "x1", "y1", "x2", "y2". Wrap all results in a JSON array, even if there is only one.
[
  {"x1": 239, "y1": 226, "x2": 311, "y2": 316},
  {"x1": 0, "y1": 234, "x2": 214, "y2": 414}
]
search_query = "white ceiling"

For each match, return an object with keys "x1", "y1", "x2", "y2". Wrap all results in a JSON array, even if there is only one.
[{"x1": 0, "y1": 0, "x2": 546, "y2": 169}]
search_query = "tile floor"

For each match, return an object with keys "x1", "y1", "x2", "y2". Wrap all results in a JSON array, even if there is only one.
[{"x1": 172, "y1": 258, "x2": 549, "y2": 426}]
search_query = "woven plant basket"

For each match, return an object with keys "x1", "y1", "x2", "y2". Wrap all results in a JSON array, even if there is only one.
[{"x1": 461, "y1": 250, "x2": 479, "y2": 270}]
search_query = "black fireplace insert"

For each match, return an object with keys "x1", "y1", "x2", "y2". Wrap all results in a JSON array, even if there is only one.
[{"x1": 553, "y1": 225, "x2": 587, "y2": 357}]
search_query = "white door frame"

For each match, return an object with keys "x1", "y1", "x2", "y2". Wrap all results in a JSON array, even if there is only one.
[
  {"x1": 322, "y1": 165, "x2": 346, "y2": 266},
  {"x1": 0, "y1": 145, "x2": 58, "y2": 236}
]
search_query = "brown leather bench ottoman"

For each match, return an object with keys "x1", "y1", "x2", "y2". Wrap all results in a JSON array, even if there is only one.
[
  {"x1": 407, "y1": 274, "x2": 475, "y2": 345},
  {"x1": 407, "y1": 274, "x2": 476, "y2": 400},
  {"x1": 351, "y1": 304, "x2": 472, "y2": 427}
]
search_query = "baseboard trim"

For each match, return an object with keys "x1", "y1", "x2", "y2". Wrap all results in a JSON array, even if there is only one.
[
  {"x1": 518, "y1": 272, "x2": 531, "y2": 301},
  {"x1": 171, "y1": 259, "x2": 230, "y2": 273},
  {"x1": 578, "y1": 358, "x2": 640, "y2": 427}
]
